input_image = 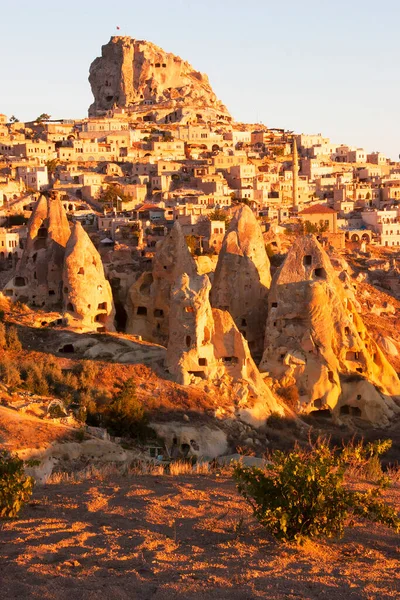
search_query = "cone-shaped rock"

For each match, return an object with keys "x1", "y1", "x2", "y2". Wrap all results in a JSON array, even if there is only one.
[
  {"x1": 211, "y1": 204, "x2": 271, "y2": 359},
  {"x1": 167, "y1": 271, "x2": 284, "y2": 427},
  {"x1": 125, "y1": 222, "x2": 197, "y2": 344},
  {"x1": 63, "y1": 222, "x2": 115, "y2": 331},
  {"x1": 4, "y1": 193, "x2": 70, "y2": 306},
  {"x1": 259, "y1": 235, "x2": 400, "y2": 425}
]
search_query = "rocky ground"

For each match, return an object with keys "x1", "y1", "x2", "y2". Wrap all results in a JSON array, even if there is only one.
[{"x1": 0, "y1": 473, "x2": 399, "y2": 600}]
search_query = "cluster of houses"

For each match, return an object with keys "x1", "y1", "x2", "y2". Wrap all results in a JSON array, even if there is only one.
[{"x1": 1, "y1": 110, "x2": 400, "y2": 263}]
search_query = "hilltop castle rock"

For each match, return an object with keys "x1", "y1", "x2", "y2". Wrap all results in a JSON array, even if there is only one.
[
  {"x1": 63, "y1": 222, "x2": 115, "y2": 332},
  {"x1": 4, "y1": 193, "x2": 70, "y2": 307},
  {"x1": 125, "y1": 222, "x2": 197, "y2": 344},
  {"x1": 167, "y1": 271, "x2": 284, "y2": 427},
  {"x1": 211, "y1": 205, "x2": 271, "y2": 359},
  {"x1": 89, "y1": 37, "x2": 231, "y2": 123},
  {"x1": 259, "y1": 235, "x2": 400, "y2": 425}
]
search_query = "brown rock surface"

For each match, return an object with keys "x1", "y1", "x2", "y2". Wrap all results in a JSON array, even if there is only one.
[
  {"x1": 167, "y1": 271, "x2": 284, "y2": 427},
  {"x1": 259, "y1": 235, "x2": 400, "y2": 425},
  {"x1": 3, "y1": 193, "x2": 70, "y2": 307},
  {"x1": 125, "y1": 222, "x2": 197, "y2": 344},
  {"x1": 63, "y1": 222, "x2": 115, "y2": 331},
  {"x1": 211, "y1": 204, "x2": 271, "y2": 359},
  {"x1": 89, "y1": 36, "x2": 231, "y2": 121}
]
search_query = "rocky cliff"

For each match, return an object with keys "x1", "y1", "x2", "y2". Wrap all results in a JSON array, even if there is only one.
[
  {"x1": 211, "y1": 205, "x2": 271, "y2": 360},
  {"x1": 88, "y1": 37, "x2": 231, "y2": 122},
  {"x1": 167, "y1": 271, "x2": 285, "y2": 427},
  {"x1": 259, "y1": 235, "x2": 400, "y2": 425},
  {"x1": 125, "y1": 222, "x2": 197, "y2": 344}
]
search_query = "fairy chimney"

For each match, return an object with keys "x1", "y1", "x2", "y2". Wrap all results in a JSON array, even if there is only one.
[
  {"x1": 211, "y1": 204, "x2": 271, "y2": 359},
  {"x1": 63, "y1": 222, "x2": 115, "y2": 331},
  {"x1": 4, "y1": 193, "x2": 70, "y2": 307}
]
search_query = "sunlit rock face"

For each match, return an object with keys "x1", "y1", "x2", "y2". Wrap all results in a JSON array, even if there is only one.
[
  {"x1": 125, "y1": 222, "x2": 197, "y2": 345},
  {"x1": 211, "y1": 204, "x2": 271, "y2": 360},
  {"x1": 259, "y1": 235, "x2": 400, "y2": 426},
  {"x1": 167, "y1": 271, "x2": 284, "y2": 427},
  {"x1": 88, "y1": 36, "x2": 231, "y2": 122},
  {"x1": 4, "y1": 193, "x2": 70, "y2": 307},
  {"x1": 63, "y1": 222, "x2": 115, "y2": 332}
]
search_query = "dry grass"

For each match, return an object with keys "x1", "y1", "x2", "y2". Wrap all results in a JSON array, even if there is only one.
[{"x1": 46, "y1": 460, "x2": 217, "y2": 485}]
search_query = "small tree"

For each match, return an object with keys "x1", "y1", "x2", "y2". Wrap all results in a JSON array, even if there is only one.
[
  {"x1": 35, "y1": 113, "x2": 51, "y2": 122},
  {"x1": 46, "y1": 158, "x2": 59, "y2": 175},
  {"x1": 104, "y1": 378, "x2": 147, "y2": 438},
  {"x1": 209, "y1": 209, "x2": 229, "y2": 223},
  {"x1": 6, "y1": 326, "x2": 22, "y2": 352},
  {"x1": 185, "y1": 234, "x2": 197, "y2": 255},
  {"x1": 0, "y1": 451, "x2": 34, "y2": 518},
  {"x1": 234, "y1": 440, "x2": 399, "y2": 544},
  {"x1": 97, "y1": 184, "x2": 132, "y2": 208}
]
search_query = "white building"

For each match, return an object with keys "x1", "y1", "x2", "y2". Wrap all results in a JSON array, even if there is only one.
[
  {"x1": 362, "y1": 208, "x2": 400, "y2": 246},
  {"x1": 16, "y1": 166, "x2": 49, "y2": 191}
]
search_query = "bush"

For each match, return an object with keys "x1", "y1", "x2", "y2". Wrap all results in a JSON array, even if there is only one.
[
  {"x1": 0, "y1": 356, "x2": 22, "y2": 389},
  {"x1": 6, "y1": 326, "x2": 22, "y2": 351},
  {"x1": 0, "y1": 451, "x2": 34, "y2": 518},
  {"x1": 276, "y1": 385, "x2": 299, "y2": 411},
  {"x1": 103, "y1": 378, "x2": 148, "y2": 438},
  {"x1": 234, "y1": 440, "x2": 400, "y2": 544}
]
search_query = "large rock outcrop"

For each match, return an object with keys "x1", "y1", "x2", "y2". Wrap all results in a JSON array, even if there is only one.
[
  {"x1": 211, "y1": 205, "x2": 271, "y2": 359},
  {"x1": 3, "y1": 193, "x2": 70, "y2": 307},
  {"x1": 259, "y1": 235, "x2": 400, "y2": 425},
  {"x1": 89, "y1": 36, "x2": 231, "y2": 123},
  {"x1": 167, "y1": 272, "x2": 284, "y2": 427},
  {"x1": 63, "y1": 222, "x2": 115, "y2": 331},
  {"x1": 125, "y1": 222, "x2": 197, "y2": 344}
]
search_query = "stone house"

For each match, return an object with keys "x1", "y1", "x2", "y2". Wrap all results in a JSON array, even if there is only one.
[{"x1": 298, "y1": 204, "x2": 338, "y2": 233}]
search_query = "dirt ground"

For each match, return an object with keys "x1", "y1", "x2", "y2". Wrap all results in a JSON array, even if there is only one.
[{"x1": 0, "y1": 474, "x2": 399, "y2": 600}]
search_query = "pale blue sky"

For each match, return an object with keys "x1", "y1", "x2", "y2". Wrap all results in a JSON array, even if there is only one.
[{"x1": 1, "y1": 0, "x2": 399, "y2": 159}]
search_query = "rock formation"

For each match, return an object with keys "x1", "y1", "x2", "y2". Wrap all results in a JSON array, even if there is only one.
[
  {"x1": 259, "y1": 235, "x2": 400, "y2": 425},
  {"x1": 4, "y1": 193, "x2": 70, "y2": 307},
  {"x1": 125, "y1": 222, "x2": 197, "y2": 344},
  {"x1": 211, "y1": 205, "x2": 271, "y2": 359},
  {"x1": 150, "y1": 422, "x2": 228, "y2": 460},
  {"x1": 89, "y1": 37, "x2": 231, "y2": 123},
  {"x1": 63, "y1": 222, "x2": 115, "y2": 331},
  {"x1": 167, "y1": 271, "x2": 284, "y2": 427}
]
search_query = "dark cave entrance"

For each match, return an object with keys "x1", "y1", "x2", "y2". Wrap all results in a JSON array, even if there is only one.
[{"x1": 114, "y1": 302, "x2": 128, "y2": 332}]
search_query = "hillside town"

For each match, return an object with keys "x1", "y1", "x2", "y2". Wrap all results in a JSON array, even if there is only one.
[
  {"x1": 2, "y1": 103, "x2": 400, "y2": 258},
  {"x1": 1, "y1": 32, "x2": 400, "y2": 600}
]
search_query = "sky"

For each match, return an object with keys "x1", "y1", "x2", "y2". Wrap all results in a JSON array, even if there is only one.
[{"x1": 1, "y1": 0, "x2": 400, "y2": 159}]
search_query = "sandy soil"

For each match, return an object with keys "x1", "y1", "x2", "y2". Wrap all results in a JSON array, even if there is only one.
[
  {"x1": 1, "y1": 475, "x2": 399, "y2": 600},
  {"x1": 0, "y1": 406, "x2": 77, "y2": 451}
]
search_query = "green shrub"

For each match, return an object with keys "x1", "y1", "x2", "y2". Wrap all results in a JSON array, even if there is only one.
[
  {"x1": 0, "y1": 451, "x2": 34, "y2": 518},
  {"x1": 0, "y1": 356, "x2": 22, "y2": 389},
  {"x1": 6, "y1": 326, "x2": 22, "y2": 351},
  {"x1": 103, "y1": 377, "x2": 147, "y2": 438},
  {"x1": 234, "y1": 440, "x2": 399, "y2": 544}
]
